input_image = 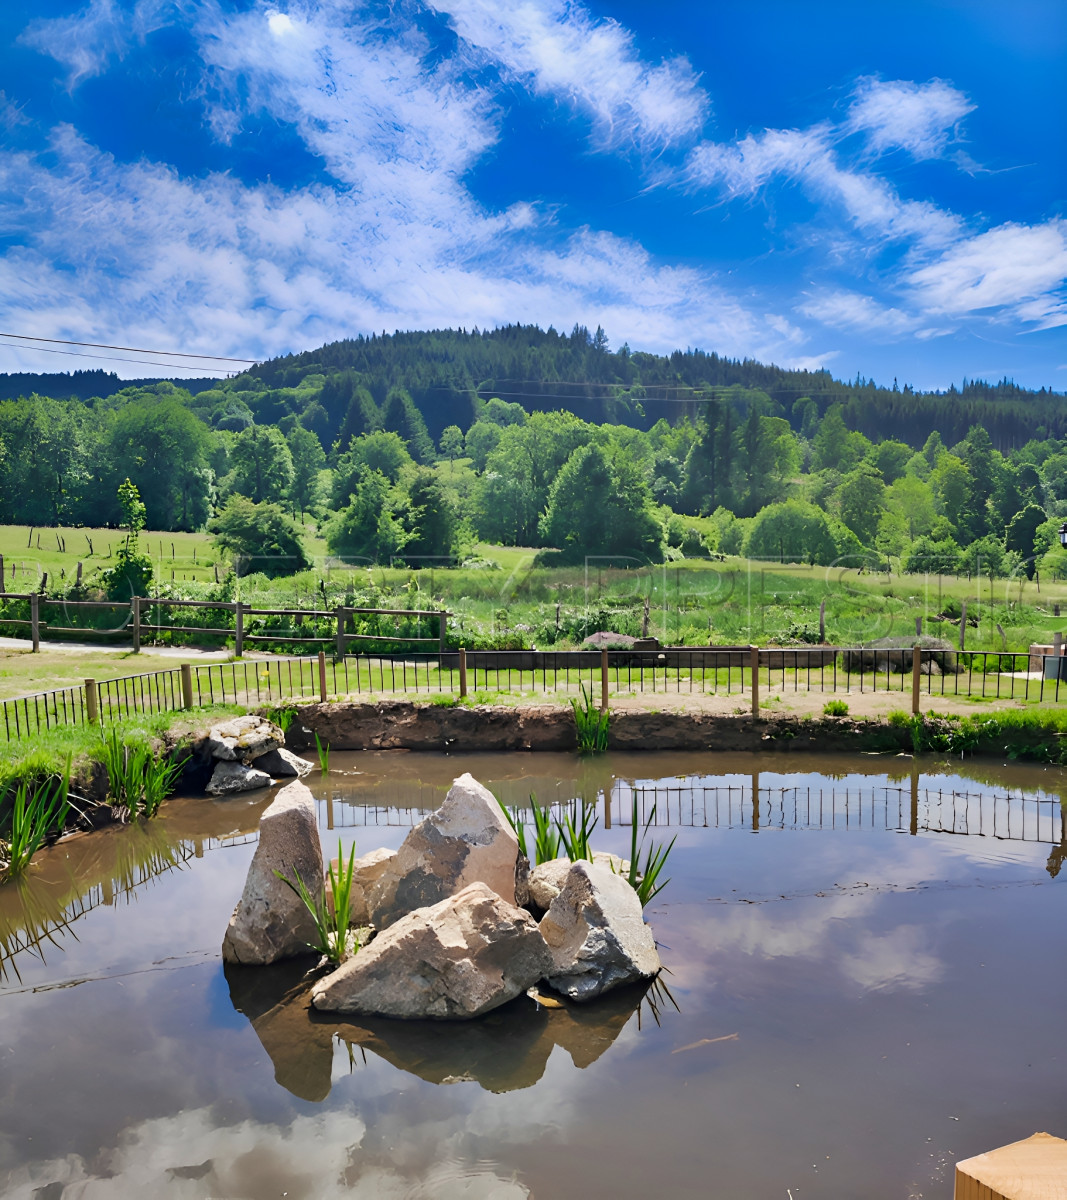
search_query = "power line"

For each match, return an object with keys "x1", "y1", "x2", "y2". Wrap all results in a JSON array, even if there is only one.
[
  {"x1": 0, "y1": 331, "x2": 258, "y2": 363},
  {"x1": 0, "y1": 340, "x2": 231, "y2": 374}
]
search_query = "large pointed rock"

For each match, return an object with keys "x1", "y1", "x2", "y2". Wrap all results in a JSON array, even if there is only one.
[
  {"x1": 311, "y1": 882, "x2": 552, "y2": 1019},
  {"x1": 539, "y1": 861, "x2": 660, "y2": 1001},
  {"x1": 222, "y1": 780, "x2": 325, "y2": 965},
  {"x1": 366, "y1": 773, "x2": 526, "y2": 928}
]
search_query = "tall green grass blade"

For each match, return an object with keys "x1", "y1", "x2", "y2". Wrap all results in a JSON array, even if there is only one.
[
  {"x1": 275, "y1": 839, "x2": 360, "y2": 964},
  {"x1": 314, "y1": 732, "x2": 331, "y2": 775},
  {"x1": 570, "y1": 682, "x2": 609, "y2": 755}
]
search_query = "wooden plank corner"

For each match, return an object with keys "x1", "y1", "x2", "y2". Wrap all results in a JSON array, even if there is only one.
[{"x1": 955, "y1": 1131, "x2": 1067, "y2": 1200}]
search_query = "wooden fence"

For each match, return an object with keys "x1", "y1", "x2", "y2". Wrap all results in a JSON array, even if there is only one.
[
  {"x1": 3, "y1": 645, "x2": 1067, "y2": 743},
  {"x1": 0, "y1": 593, "x2": 448, "y2": 655}
]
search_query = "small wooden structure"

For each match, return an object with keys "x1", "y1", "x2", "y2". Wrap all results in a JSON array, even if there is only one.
[{"x1": 955, "y1": 1131, "x2": 1067, "y2": 1199}]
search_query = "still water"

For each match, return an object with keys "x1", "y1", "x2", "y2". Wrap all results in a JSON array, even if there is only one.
[{"x1": 1, "y1": 751, "x2": 1065, "y2": 1199}]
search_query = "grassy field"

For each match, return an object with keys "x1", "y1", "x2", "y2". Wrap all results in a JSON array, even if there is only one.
[
  {"x1": 5, "y1": 524, "x2": 1067, "y2": 667},
  {"x1": 0, "y1": 525, "x2": 220, "y2": 588}
]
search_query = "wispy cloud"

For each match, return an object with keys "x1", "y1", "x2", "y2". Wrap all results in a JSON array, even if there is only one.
[
  {"x1": 844, "y1": 76, "x2": 975, "y2": 160},
  {"x1": 907, "y1": 220, "x2": 1067, "y2": 328},
  {"x1": 686, "y1": 125, "x2": 962, "y2": 248},
  {"x1": 428, "y1": 0, "x2": 707, "y2": 150},
  {"x1": 19, "y1": 0, "x2": 176, "y2": 88}
]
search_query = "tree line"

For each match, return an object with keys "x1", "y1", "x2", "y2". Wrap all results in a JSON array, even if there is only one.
[{"x1": 2, "y1": 326, "x2": 1067, "y2": 579}]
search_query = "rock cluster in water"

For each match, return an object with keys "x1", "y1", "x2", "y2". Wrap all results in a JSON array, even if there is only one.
[
  {"x1": 203, "y1": 715, "x2": 311, "y2": 795},
  {"x1": 222, "y1": 772, "x2": 662, "y2": 1019}
]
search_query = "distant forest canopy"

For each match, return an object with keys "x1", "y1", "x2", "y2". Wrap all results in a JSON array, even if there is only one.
[
  {"x1": 3, "y1": 323, "x2": 1065, "y2": 450},
  {"x1": 3, "y1": 323, "x2": 1067, "y2": 577}
]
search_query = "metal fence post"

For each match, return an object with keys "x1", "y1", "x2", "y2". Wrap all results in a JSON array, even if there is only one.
[
  {"x1": 318, "y1": 650, "x2": 328, "y2": 702},
  {"x1": 85, "y1": 677, "x2": 99, "y2": 724},
  {"x1": 335, "y1": 606, "x2": 345, "y2": 659},
  {"x1": 132, "y1": 595, "x2": 141, "y2": 653},
  {"x1": 235, "y1": 602, "x2": 244, "y2": 657},
  {"x1": 458, "y1": 647, "x2": 468, "y2": 698},
  {"x1": 180, "y1": 663, "x2": 193, "y2": 710},
  {"x1": 601, "y1": 648, "x2": 609, "y2": 712},
  {"x1": 30, "y1": 592, "x2": 40, "y2": 652},
  {"x1": 750, "y1": 645, "x2": 760, "y2": 718},
  {"x1": 912, "y1": 644, "x2": 922, "y2": 715}
]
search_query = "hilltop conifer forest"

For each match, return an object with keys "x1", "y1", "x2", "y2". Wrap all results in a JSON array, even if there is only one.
[{"x1": 3, "y1": 324, "x2": 1067, "y2": 650}]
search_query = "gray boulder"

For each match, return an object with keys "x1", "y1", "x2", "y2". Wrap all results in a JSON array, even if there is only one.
[
  {"x1": 366, "y1": 773, "x2": 525, "y2": 928},
  {"x1": 206, "y1": 714, "x2": 283, "y2": 762},
  {"x1": 222, "y1": 780, "x2": 325, "y2": 965},
  {"x1": 310, "y1": 882, "x2": 551, "y2": 1019},
  {"x1": 528, "y1": 853, "x2": 629, "y2": 911},
  {"x1": 540, "y1": 861, "x2": 660, "y2": 1001},
  {"x1": 326, "y1": 846, "x2": 397, "y2": 924},
  {"x1": 255, "y1": 746, "x2": 313, "y2": 778},
  {"x1": 206, "y1": 760, "x2": 273, "y2": 795}
]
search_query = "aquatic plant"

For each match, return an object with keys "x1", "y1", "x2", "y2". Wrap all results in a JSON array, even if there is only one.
[
  {"x1": 620, "y1": 794, "x2": 676, "y2": 907},
  {"x1": 314, "y1": 732, "x2": 331, "y2": 775},
  {"x1": 276, "y1": 840, "x2": 360, "y2": 964},
  {"x1": 0, "y1": 758, "x2": 71, "y2": 880},
  {"x1": 570, "y1": 683, "x2": 609, "y2": 755},
  {"x1": 528, "y1": 792, "x2": 561, "y2": 864},
  {"x1": 141, "y1": 752, "x2": 189, "y2": 818},
  {"x1": 497, "y1": 791, "x2": 561, "y2": 866},
  {"x1": 823, "y1": 699, "x2": 849, "y2": 716},
  {"x1": 98, "y1": 726, "x2": 148, "y2": 816},
  {"x1": 556, "y1": 799, "x2": 597, "y2": 862}
]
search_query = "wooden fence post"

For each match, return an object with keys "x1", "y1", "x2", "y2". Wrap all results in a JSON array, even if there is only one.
[
  {"x1": 750, "y1": 644, "x2": 760, "y2": 718},
  {"x1": 458, "y1": 647, "x2": 468, "y2": 698},
  {"x1": 235, "y1": 602, "x2": 244, "y2": 657},
  {"x1": 85, "y1": 677, "x2": 99, "y2": 724},
  {"x1": 334, "y1": 606, "x2": 345, "y2": 659},
  {"x1": 912, "y1": 644, "x2": 922, "y2": 715},
  {"x1": 318, "y1": 650, "x2": 328, "y2": 702},
  {"x1": 30, "y1": 592, "x2": 39, "y2": 652},
  {"x1": 132, "y1": 596, "x2": 141, "y2": 653},
  {"x1": 0, "y1": 554, "x2": 4, "y2": 594},
  {"x1": 819, "y1": 598, "x2": 825, "y2": 643},
  {"x1": 180, "y1": 663, "x2": 193, "y2": 711},
  {"x1": 439, "y1": 611, "x2": 447, "y2": 655},
  {"x1": 959, "y1": 600, "x2": 967, "y2": 651},
  {"x1": 915, "y1": 615, "x2": 922, "y2": 637},
  {"x1": 601, "y1": 648, "x2": 609, "y2": 713}
]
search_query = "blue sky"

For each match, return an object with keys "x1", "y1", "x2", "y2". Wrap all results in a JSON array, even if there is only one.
[{"x1": 0, "y1": 0, "x2": 1064, "y2": 390}]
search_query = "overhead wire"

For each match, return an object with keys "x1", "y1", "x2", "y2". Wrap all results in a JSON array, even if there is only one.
[
  {"x1": 0, "y1": 340, "x2": 237, "y2": 374},
  {"x1": 0, "y1": 331, "x2": 258, "y2": 362}
]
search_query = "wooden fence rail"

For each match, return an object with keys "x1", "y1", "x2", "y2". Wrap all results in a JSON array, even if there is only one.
[
  {"x1": 2, "y1": 645, "x2": 1065, "y2": 743},
  {"x1": 0, "y1": 594, "x2": 449, "y2": 656}
]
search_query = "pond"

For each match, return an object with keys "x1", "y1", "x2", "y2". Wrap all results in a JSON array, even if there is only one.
[{"x1": 1, "y1": 750, "x2": 1065, "y2": 1199}]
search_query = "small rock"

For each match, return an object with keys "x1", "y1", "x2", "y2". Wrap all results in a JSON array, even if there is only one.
[
  {"x1": 528, "y1": 853, "x2": 630, "y2": 910},
  {"x1": 222, "y1": 780, "x2": 325, "y2": 965},
  {"x1": 311, "y1": 881, "x2": 552, "y2": 1019},
  {"x1": 206, "y1": 714, "x2": 283, "y2": 762},
  {"x1": 206, "y1": 760, "x2": 273, "y2": 795},
  {"x1": 326, "y1": 846, "x2": 398, "y2": 924},
  {"x1": 367, "y1": 773, "x2": 524, "y2": 928},
  {"x1": 255, "y1": 746, "x2": 313, "y2": 778},
  {"x1": 540, "y1": 861, "x2": 660, "y2": 1001}
]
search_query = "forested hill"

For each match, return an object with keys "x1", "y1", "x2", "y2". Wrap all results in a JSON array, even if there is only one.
[
  {"x1": 246, "y1": 324, "x2": 1066, "y2": 450},
  {"x1": 3, "y1": 325, "x2": 1064, "y2": 451}
]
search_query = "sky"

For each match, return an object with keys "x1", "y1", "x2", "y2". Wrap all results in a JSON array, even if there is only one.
[{"x1": 0, "y1": 0, "x2": 1064, "y2": 390}]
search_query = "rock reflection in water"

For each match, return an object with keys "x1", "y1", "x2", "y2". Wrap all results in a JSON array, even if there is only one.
[{"x1": 226, "y1": 957, "x2": 668, "y2": 1100}]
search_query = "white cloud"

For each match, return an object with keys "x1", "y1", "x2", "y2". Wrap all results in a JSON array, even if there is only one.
[
  {"x1": 907, "y1": 220, "x2": 1067, "y2": 328},
  {"x1": 19, "y1": 0, "x2": 175, "y2": 87},
  {"x1": 428, "y1": 0, "x2": 707, "y2": 150},
  {"x1": 687, "y1": 126, "x2": 962, "y2": 248},
  {"x1": 845, "y1": 76, "x2": 975, "y2": 160},
  {"x1": 800, "y1": 289, "x2": 923, "y2": 336}
]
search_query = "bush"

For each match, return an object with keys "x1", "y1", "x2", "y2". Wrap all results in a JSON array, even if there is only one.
[{"x1": 823, "y1": 699, "x2": 849, "y2": 716}]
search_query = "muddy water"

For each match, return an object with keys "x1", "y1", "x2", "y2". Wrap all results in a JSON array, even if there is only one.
[{"x1": 0, "y1": 751, "x2": 1064, "y2": 1199}]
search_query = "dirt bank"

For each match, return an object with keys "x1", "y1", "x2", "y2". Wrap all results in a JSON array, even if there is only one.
[{"x1": 285, "y1": 700, "x2": 911, "y2": 756}]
